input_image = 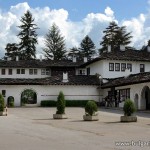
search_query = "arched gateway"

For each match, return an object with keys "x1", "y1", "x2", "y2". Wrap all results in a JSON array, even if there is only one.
[
  {"x1": 21, "y1": 89, "x2": 37, "y2": 106},
  {"x1": 141, "y1": 86, "x2": 150, "y2": 110}
]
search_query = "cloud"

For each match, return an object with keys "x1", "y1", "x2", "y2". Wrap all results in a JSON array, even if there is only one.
[{"x1": 0, "y1": 2, "x2": 150, "y2": 58}]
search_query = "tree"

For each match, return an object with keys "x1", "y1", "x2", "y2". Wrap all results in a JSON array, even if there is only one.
[
  {"x1": 43, "y1": 23, "x2": 66, "y2": 60},
  {"x1": 18, "y1": 10, "x2": 38, "y2": 60},
  {"x1": 99, "y1": 21, "x2": 132, "y2": 54},
  {"x1": 79, "y1": 35, "x2": 96, "y2": 59},
  {"x1": 4, "y1": 43, "x2": 20, "y2": 60},
  {"x1": 67, "y1": 47, "x2": 80, "y2": 59}
]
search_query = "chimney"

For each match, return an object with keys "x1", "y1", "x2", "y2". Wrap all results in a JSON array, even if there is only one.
[
  {"x1": 120, "y1": 45, "x2": 125, "y2": 51},
  {"x1": 73, "y1": 55, "x2": 76, "y2": 62},
  {"x1": 16, "y1": 56, "x2": 19, "y2": 61},
  {"x1": 147, "y1": 46, "x2": 150, "y2": 52},
  {"x1": 62, "y1": 72, "x2": 68, "y2": 83},
  {"x1": 40, "y1": 55, "x2": 42, "y2": 62},
  {"x1": 7, "y1": 57, "x2": 12, "y2": 61},
  {"x1": 84, "y1": 57, "x2": 87, "y2": 63},
  {"x1": 107, "y1": 45, "x2": 111, "y2": 52}
]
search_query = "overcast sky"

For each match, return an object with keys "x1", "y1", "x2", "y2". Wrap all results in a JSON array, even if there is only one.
[{"x1": 0, "y1": 0, "x2": 150, "y2": 58}]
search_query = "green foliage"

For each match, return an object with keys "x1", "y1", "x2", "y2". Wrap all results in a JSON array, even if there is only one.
[
  {"x1": 8, "y1": 96, "x2": 14, "y2": 107},
  {"x1": 123, "y1": 99, "x2": 136, "y2": 116},
  {"x1": 79, "y1": 35, "x2": 96, "y2": 59},
  {"x1": 18, "y1": 10, "x2": 38, "y2": 60},
  {"x1": 56, "y1": 91, "x2": 66, "y2": 114},
  {"x1": 43, "y1": 23, "x2": 66, "y2": 60},
  {"x1": 99, "y1": 21, "x2": 132, "y2": 54},
  {"x1": 65, "y1": 100, "x2": 89, "y2": 107},
  {"x1": 85, "y1": 101, "x2": 98, "y2": 116},
  {"x1": 0, "y1": 94, "x2": 5, "y2": 111},
  {"x1": 41, "y1": 100, "x2": 56, "y2": 107},
  {"x1": 41, "y1": 100, "x2": 89, "y2": 107},
  {"x1": 4, "y1": 43, "x2": 20, "y2": 60}
]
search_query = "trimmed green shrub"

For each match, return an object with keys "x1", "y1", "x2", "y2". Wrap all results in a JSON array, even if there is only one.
[
  {"x1": 123, "y1": 99, "x2": 136, "y2": 116},
  {"x1": 65, "y1": 100, "x2": 89, "y2": 107},
  {"x1": 0, "y1": 94, "x2": 5, "y2": 112},
  {"x1": 41, "y1": 100, "x2": 56, "y2": 107},
  {"x1": 56, "y1": 91, "x2": 66, "y2": 114},
  {"x1": 85, "y1": 100, "x2": 98, "y2": 116},
  {"x1": 41, "y1": 100, "x2": 89, "y2": 107}
]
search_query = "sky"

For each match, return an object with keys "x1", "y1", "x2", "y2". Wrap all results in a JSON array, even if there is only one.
[{"x1": 0, "y1": 0, "x2": 150, "y2": 58}]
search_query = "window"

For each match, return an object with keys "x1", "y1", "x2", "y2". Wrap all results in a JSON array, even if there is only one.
[
  {"x1": 8, "y1": 69, "x2": 12, "y2": 75},
  {"x1": 109, "y1": 63, "x2": 114, "y2": 71},
  {"x1": 46, "y1": 69, "x2": 50, "y2": 75},
  {"x1": 1, "y1": 69, "x2": 5, "y2": 75},
  {"x1": 17, "y1": 69, "x2": 25, "y2": 74},
  {"x1": 41, "y1": 69, "x2": 50, "y2": 75},
  {"x1": 119, "y1": 88, "x2": 130, "y2": 102},
  {"x1": 121, "y1": 63, "x2": 126, "y2": 72},
  {"x1": 127, "y1": 63, "x2": 132, "y2": 72},
  {"x1": 21, "y1": 69, "x2": 25, "y2": 74},
  {"x1": 115, "y1": 63, "x2": 120, "y2": 71},
  {"x1": 2, "y1": 90, "x2": 6, "y2": 97},
  {"x1": 140, "y1": 64, "x2": 145, "y2": 72},
  {"x1": 34, "y1": 69, "x2": 37, "y2": 75},
  {"x1": 29, "y1": 69, "x2": 33, "y2": 75},
  {"x1": 17, "y1": 69, "x2": 20, "y2": 74},
  {"x1": 87, "y1": 67, "x2": 90, "y2": 75},
  {"x1": 41, "y1": 69, "x2": 45, "y2": 75},
  {"x1": 78, "y1": 69, "x2": 85, "y2": 75}
]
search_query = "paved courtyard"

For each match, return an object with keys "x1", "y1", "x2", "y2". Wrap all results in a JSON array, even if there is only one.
[{"x1": 0, "y1": 107, "x2": 150, "y2": 150}]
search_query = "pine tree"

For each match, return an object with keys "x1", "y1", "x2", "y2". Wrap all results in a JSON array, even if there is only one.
[
  {"x1": 18, "y1": 10, "x2": 38, "y2": 60},
  {"x1": 99, "y1": 21, "x2": 132, "y2": 54},
  {"x1": 43, "y1": 23, "x2": 66, "y2": 60},
  {"x1": 79, "y1": 35, "x2": 96, "y2": 59}
]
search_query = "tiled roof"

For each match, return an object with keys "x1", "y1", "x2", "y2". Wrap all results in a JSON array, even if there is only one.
[
  {"x1": 102, "y1": 72, "x2": 150, "y2": 88},
  {"x1": 0, "y1": 75, "x2": 99, "y2": 85},
  {"x1": 0, "y1": 59, "x2": 83, "y2": 68},
  {"x1": 81, "y1": 49, "x2": 150, "y2": 67}
]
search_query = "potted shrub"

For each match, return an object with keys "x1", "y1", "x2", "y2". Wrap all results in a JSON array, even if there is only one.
[
  {"x1": 0, "y1": 94, "x2": 6, "y2": 116},
  {"x1": 121, "y1": 99, "x2": 137, "y2": 122},
  {"x1": 83, "y1": 100, "x2": 99, "y2": 121},
  {"x1": 53, "y1": 91, "x2": 67, "y2": 119}
]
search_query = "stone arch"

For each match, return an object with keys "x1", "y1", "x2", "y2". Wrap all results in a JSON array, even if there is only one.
[
  {"x1": 134, "y1": 93, "x2": 139, "y2": 110},
  {"x1": 141, "y1": 86, "x2": 150, "y2": 110},
  {"x1": 20, "y1": 88, "x2": 37, "y2": 106}
]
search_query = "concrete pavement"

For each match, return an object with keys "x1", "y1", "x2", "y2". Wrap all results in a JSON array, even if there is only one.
[{"x1": 0, "y1": 107, "x2": 150, "y2": 150}]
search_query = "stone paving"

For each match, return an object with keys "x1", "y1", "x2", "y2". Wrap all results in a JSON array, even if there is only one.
[{"x1": 0, "y1": 107, "x2": 150, "y2": 150}]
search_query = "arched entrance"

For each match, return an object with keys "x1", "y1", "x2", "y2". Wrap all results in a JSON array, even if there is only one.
[
  {"x1": 21, "y1": 89, "x2": 37, "y2": 106},
  {"x1": 134, "y1": 93, "x2": 139, "y2": 110},
  {"x1": 7, "y1": 96, "x2": 14, "y2": 107},
  {"x1": 141, "y1": 86, "x2": 150, "y2": 110}
]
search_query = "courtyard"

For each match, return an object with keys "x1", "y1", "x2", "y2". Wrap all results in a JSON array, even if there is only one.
[{"x1": 0, "y1": 107, "x2": 150, "y2": 150}]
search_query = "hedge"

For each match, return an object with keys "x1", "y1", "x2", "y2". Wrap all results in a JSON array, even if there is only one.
[{"x1": 41, "y1": 100, "x2": 90, "y2": 107}]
